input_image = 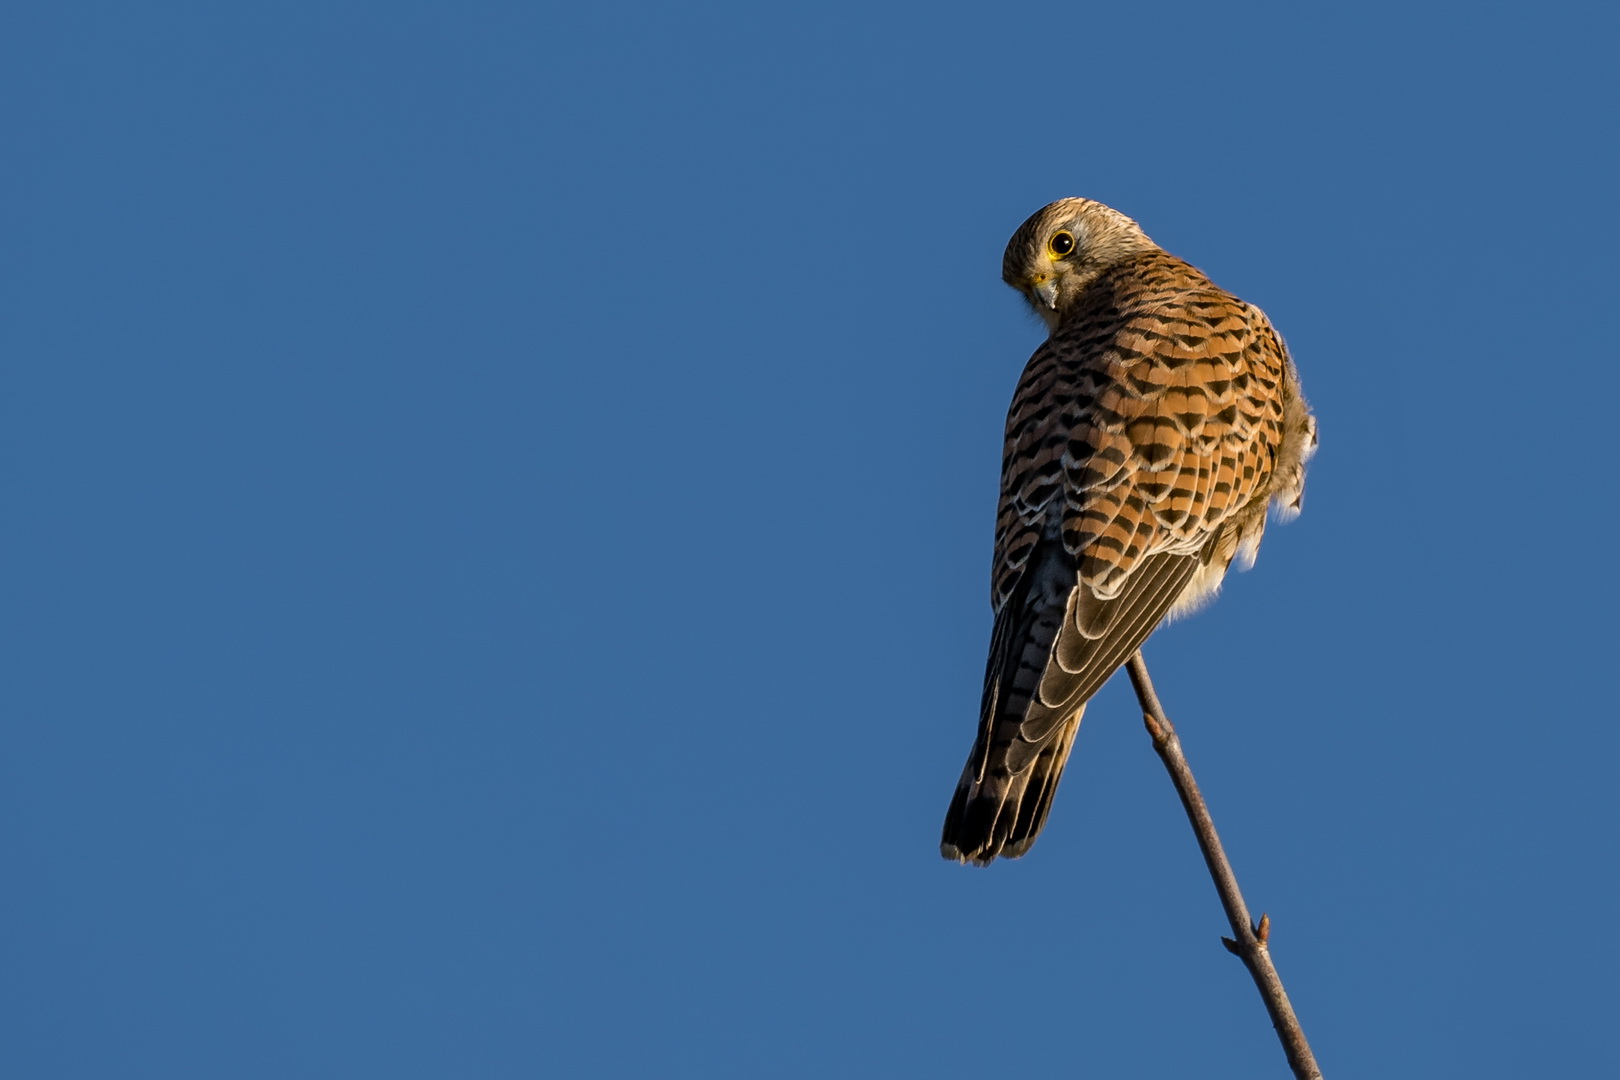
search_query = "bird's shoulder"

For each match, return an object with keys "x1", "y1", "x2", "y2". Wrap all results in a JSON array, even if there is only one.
[{"x1": 1006, "y1": 251, "x2": 1280, "y2": 451}]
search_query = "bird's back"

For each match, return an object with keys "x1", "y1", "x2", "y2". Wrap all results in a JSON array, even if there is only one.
[{"x1": 943, "y1": 246, "x2": 1314, "y2": 865}]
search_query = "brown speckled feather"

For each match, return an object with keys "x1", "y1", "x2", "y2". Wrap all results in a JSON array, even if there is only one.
[{"x1": 942, "y1": 199, "x2": 1315, "y2": 865}]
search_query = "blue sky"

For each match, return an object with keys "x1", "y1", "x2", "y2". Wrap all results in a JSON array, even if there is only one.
[{"x1": 3, "y1": 2, "x2": 1617, "y2": 1077}]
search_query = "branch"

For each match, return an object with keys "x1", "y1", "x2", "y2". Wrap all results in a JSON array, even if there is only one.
[{"x1": 1125, "y1": 650, "x2": 1323, "y2": 1080}]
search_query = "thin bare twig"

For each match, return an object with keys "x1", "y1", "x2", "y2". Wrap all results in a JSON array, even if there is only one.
[{"x1": 1125, "y1": 650, "x2": 1322, "y2": 1080}]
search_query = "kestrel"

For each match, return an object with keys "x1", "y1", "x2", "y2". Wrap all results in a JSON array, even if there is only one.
[{"x1": 941, "y1": 198, "x2": 1316, "y2": 865}]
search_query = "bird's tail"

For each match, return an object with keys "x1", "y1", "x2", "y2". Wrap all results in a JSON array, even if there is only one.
[
  {"x1": 940, "y1": 550, "x2": 1086, "y2": 865},
  {"x1": 939, "y1": 704, "x2": 1085, "y2": 865}
]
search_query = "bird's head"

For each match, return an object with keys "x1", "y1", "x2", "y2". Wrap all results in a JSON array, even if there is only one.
[{"x1": 1002, "y1": 198, "x2": 1154, "y2": 330}]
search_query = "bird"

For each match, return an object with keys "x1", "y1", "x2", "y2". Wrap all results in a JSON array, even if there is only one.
[{"x1": 941, "y1": 198, "x2": 1317, "y2": 866}]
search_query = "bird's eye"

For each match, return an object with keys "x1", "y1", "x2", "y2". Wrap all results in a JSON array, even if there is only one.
[{"x1": 1048, "y1": 231, "x2": 1075, "y2": 258}]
